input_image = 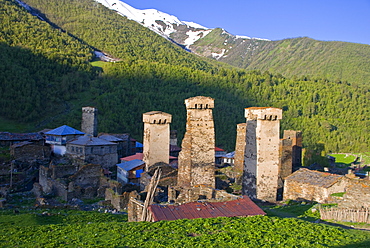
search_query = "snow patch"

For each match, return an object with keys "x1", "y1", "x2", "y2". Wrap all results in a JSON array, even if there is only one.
[
  {"x1": 212, "y1": 49, "x2": 226, "y2": 60},
  {"x1": 184, "y1": 29, "x2": 212, "y2": 48}
]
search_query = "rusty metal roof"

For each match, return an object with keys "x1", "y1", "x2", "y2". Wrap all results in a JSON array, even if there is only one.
[
  {"x1": 286, "y1": 168, "x2": 343, "y2": 188},
  {"x1": 149, "y1": 196, "x2": 265, "y2": 221}
]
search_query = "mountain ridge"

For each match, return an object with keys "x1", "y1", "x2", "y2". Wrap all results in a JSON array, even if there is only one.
[{"x1": 92, "y1": 0, "x2": 370, "y2": 86}]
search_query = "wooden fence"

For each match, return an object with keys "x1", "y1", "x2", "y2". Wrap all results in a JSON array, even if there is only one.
[{"x1": 320, "y1": 207, "x2": 370, "y2": 224}]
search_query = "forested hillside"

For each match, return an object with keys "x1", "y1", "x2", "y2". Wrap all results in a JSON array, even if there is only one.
[
  {"x1": 1, "y1": 0, "x2": 370, "y2": 157},
  {"x1": 191, "y1": 29, "x2": 370, "y2": 86}
]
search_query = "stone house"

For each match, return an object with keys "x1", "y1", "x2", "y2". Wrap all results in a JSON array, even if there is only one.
[
  {"x1": 10, "y1": 141, "x2": 51, "y2": 162},
  {"x1": 66, "y1": 135, "x2": 118, "y2": 169},
  {"x1": 98, "y1": 133, "x2": 133, "y2": 161},
  {"x1": 283, "y1": 168, "x2": 349, "y2": 203},
  {"x1": 45, "y1": 125, "x2": 84, "y2": 155}
]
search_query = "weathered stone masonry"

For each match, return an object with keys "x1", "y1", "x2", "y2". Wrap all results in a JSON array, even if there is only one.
[
  {"x1": 142, "y1": 111, "x2": 172, "y2": 169},
  {"x1": 177, "y1": 96, "x2": 215, "y2": 188},
  {"x1": 81, "y1": 107, "x2": 98, "y2": 137},
  {"x1": 242, "y1": 107, "x2": 282, "y2": 202}
]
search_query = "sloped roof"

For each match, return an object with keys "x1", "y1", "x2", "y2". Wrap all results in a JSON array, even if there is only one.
[
  {"x1": 45, "y1": 125, "x2": 84, "y2": 136},
  {"x1": 149, "y1": 196, "x2": 265, "y2": 222},
  {"x1": 285, "y1": 168, "x2": 343, "y2": 188},
  {"x1": 117, "y1": 159, "x2": 145, "y2": 171},
  {"x1": 68, "y1": 135, "x2": 116, "y2": 146},
  {"x1": 121, "y1": 153, "x2": 144, "y2": 161},
  {"x1": 0, "y1": 132, "x2": 43, "y2": 141},
  {"x1": 223, "y1": 151, "x2": 235, "y2": 158},
  {"x1": 99, "y1": 134, "x2": 124, "y2": 142}
]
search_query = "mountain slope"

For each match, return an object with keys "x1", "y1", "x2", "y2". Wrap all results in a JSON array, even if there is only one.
[
  {"x1": 3, "y1": 0, "x2": 370, "y2": 154},
  {"x1": 91, "y1": 0, "x2": 370, "y2": 86}
]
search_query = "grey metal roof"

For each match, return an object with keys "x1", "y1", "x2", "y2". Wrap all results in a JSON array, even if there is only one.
[
  {"x1": 45, "y1": 125, "x2": 84, "y2": 136},
  {"x1": 99, "y1": 134, "x2": 124, "y2": 142},
  {"x1": 117, "y1": 159, "x2": 145, "y2": 171},
  {"x1": 286, "y1": 168, "x2": 343, "y2": 188},
  {"x1": 0, "y1": 132, "x2": 43, "y2": 141},
  {"x1": 68, "y1": 135, "x2": 116, "y2": 146}
]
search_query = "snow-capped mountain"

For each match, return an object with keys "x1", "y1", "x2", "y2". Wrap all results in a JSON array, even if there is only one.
[
  {"x1": 94, "y1": 0, "x2": 212, "y2": 49},
  {"x1": 94, "y1": 0, "x2": 269, "y2": 59}
]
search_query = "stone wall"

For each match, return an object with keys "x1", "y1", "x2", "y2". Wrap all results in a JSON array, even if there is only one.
[
  {"x1": 283, "y1": 177, "x2": 349, "y2": 203},
  {"x1": 168, "y1": 185, "x2": 239, "y2": 204},
  {"x1": 234, "y1": 123, "x2": 247, "y2": 172},
  {"x1": 339, "y1": 178, "x2": 370, "y2": 208},
  {"x1": 10, "y1": 142, "x2": 51, "y2": 162},
  {"x1": 105, "y1": 188, "x2": 131, "y2": 211}
]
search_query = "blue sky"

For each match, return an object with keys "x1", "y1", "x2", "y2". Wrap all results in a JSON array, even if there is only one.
[{"x1": 122, "y1": 0, "x2": 370, "y2": 45}]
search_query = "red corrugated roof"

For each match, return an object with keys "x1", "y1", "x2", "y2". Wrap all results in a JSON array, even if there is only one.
[
  {"x1": 149, "y1": 196, "x2": 265, "y2": 222},
  {"x1": 121, "y1": 153, "x2": 143, "y2": 161},
  {"x1": 215, "y1": 147, "x2": 225, "y2": 151}
]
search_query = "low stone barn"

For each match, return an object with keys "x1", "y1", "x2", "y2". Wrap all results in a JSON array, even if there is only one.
[
  {"x1": 148, "y1": 196, "x2": 265, "y2": 222},
  {"x1": 283, "y1": 168, "x2": 348, "y2": 203},
  {"x1": 339, "y1": 179, "x2": 370, "y2": 208},
  {"x1": 10, "y1": 141, "x2": 51, "y2": 162}
]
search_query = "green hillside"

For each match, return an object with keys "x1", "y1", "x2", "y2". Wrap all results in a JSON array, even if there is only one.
[
  {"x1": 192, "y1": 31, "x2": 370, "y2": 86},
  {"x1": 1, "y1": 0, "x2": 370, "y2": 155}
]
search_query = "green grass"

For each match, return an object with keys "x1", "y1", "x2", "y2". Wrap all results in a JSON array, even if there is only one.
[
  {"x1": 90, "y1": 61, "x2": 106, "y2": 68},
  {"x1": 1, "y1": 208, "x2": 370, "y2": 247},
  {"x1": 329, "y1": 154, "x2": 357, "y2": 165}
]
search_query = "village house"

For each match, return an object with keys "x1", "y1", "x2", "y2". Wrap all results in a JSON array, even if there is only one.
[
  {"x1": 99, "y1": 133, "x2": 133, "y2": 160},
  {"x1": 116, "y1": 159, "x2": 145, "y2": 185},
  {"x1": 283, "y1": 168, "x2": 349, "y2": 203},
  {"x1": 44, "y1": 125, "x2": 85, "y2": 155},
  {"x1": 66, "y1": 135, "x2": 118, "y2": 169}
]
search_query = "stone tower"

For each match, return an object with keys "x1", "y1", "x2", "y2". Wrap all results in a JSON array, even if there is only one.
[
  {"x1": 234, "y1": 123, "x2": 247, "y2": 173},
  {"x1": 81, "y1": 107, "x2": 98, "y2": 137},
  {"x1": 177, "y1": 96, "x2": 215, "y2": 188},
  {"x1": 170, "y1": 130, "x2": 178, "y2": 146},
  {"x1": 283, "y1": 130, "x2": 302, "y2": 168},
  {"x1": 142, "y1": 111, "x2": 172, "y2": 169},
  {"x1": 242, "y1": 107, "x2": 282, "y2": 202}
]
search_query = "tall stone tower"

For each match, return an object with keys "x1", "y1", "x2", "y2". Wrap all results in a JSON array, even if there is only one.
[
  {"x1": 142, "y1": 111, "x2": 172, "y2": 169},
  {"x1": 242, "y1": 107, "x2": 282, "y2": 202},
  {"x1": 177, "y1": 96, "x2": 215, "y2": 188},
  {"x1": 81, "y1": 107, "x2": 98, "y2": 137},
  {"x1": 234, "y1": 123, "x2": 247, "y2": 173}
]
